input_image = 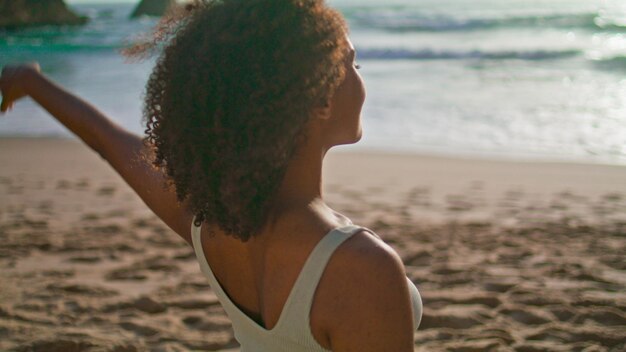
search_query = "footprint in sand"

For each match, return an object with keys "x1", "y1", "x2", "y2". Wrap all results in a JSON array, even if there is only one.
[
  {"x1": 105, "y1": 267, "x2": 148, "y2": 281},
  {"x1": 132, "y1": 296, "x2": 167, "y2": 314},
  {"x1": 574, "y1": 307, "x2": 626, "y2": 327},
  {"x1": 67, "y1": 255, "x2": 102, "y2": 263},
  {"x1": 404, "y1": 249, "x2": 433, "y2": 266},
  {"x1": 75, "y1": 179, "x2": 89, "y2": 189},
  {"x1": 100, "y1": 296, "x2": 167, "y2": 315},
  {"x1": 182, "y1": 314, "x2": 232, "y2": 331},
  {"x1": 46, "y1": 283, "x2": 119, "y2": 297},
  {"x1": 166, "y1": 297, "x2": 220, "y2": 310},
  {"x1": 97, "y1": 186, "x2": 116, "y2": 196},
  {"x1": 21, "y1": 339, "x2": 95, "y2": 352},
  {"x1": 56, "y1": 180, "x2": 72, "y2": 190},
  {"x1": 445, "y1": 194, "x2": 474, "y2": 212},
  {"x1": 474, "y1": 328, "x2": 515, "y2": 345},
  {"x1": 119, "y1": 321, "x2": 160, "y2": 337},
  {"x1": 482, "y1": 280, "x2": 517, "y2": 293},
  {"x1": 41, "y1": 269, "x2": 75, "y2": 278},
  {"x1": 602, "y1": 192, "x2": 623, "y2": 202},
  {"x1": 440, "y1": 294, "x2": 502, "y2": 309},
  {"x1": 548, "y1": 306, "x2": 578, "y2": 322},
  {"x1": 418, "y1": 309, "x2": 486, "y2": 330},
  {"x1": 499, "y1": 306, "x2": 552, "y2": 326}
]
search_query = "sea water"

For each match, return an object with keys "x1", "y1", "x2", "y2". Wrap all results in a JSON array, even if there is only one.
[{"x1": 0, "y1": 0, "x2": 625, "y2": 165}]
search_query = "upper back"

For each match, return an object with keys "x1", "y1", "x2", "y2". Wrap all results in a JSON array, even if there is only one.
[{"x1": 190, "y1": 214, "x2": 419, "y2": 351}]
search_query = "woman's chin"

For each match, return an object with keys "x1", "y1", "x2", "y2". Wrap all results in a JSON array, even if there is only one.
[
  {"x1": 353, "y1": 127, "x2": 363, "y2": 143},
  {"x1": 348, "y1": 124, "x2": 363, "y2": 144},
  {"x1": 325, "y1": 122, "x2": 363, "y2": 149},
  {"x1": 331, "y1": 130, "x2": 362, "y2": 148}
]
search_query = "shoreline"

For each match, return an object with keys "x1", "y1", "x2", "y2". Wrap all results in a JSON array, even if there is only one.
[
  {"x1": 3, "y1": 134, "x2": 626, "y2": 168},
  {"x1": 3, "y1": 136, "x2": 625, "y2": 226}
]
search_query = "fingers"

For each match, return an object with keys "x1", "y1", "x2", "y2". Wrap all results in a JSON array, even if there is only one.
[
  {"x1": 0, "y1": 102, "x2": 14, "y2": 113},
  {"x1": 0, "y1": 73, "x2": 7, "y2": 113},
  {"x1": 0, "y1": 66, "x2": 16, "y2": 113},
  {"x1": 29, "y1": 62, "x2": 41, "y2": 73},
  {"x1": 0, "y1": 63, "x2": 32, "y2": 114}
]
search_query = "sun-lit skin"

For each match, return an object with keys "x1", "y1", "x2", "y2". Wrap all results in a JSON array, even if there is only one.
[{"x1": 273, "y1": 41, "x2": 366, "y2": 215}]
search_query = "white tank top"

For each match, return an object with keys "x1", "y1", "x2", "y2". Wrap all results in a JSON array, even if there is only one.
[{"x1": 191, "y1": 219, "x2": 422, "y2": 351}]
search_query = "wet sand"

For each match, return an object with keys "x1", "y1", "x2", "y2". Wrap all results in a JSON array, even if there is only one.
[{"x1": 1, "y1": 137, "x2": 625, "y2": 351}]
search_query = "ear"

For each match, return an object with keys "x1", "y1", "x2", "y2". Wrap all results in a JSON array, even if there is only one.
[{"x1": 312, "y1": 100, "x2": 332, "y2": 121}]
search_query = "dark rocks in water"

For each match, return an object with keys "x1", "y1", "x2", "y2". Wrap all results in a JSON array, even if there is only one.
[
  {"x1": 0, "y1": 0, "x2": 88, "y2": 29},
  {"x1": 130, "y1": 0, "x2": 177, "y2": 18}
]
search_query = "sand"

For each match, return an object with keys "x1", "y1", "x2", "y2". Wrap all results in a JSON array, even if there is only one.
[{"x1": 1, "y1": 137, "x2": 625, "y2": 351}]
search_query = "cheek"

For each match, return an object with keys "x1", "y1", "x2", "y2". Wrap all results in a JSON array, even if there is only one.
[
  {"x1": 330, "y1": 82, "x2": 350, "y2": 115},
  {"x1": 357, "y1": 74, "x2": 366, "y2": 105},
  {"x1": 326, "y1": 70, "x2": 365, "y2": 128},
  {"x1": 350, "y1": 73, "x2": 366, "y2": 119}
]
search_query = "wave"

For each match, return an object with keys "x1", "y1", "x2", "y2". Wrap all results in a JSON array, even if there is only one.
[
  {"x1": 590, "y1": 55, "x2": 626, "y2": 72},
  {"x1": 593, "y1": 18, "x2": 626, "y2": 32},
  {"x1": 348, "y1": 12, "x2": 624, "y2": 33},
  {"x1": 0, "y1": 41, "x2": 121, "y2": 54},
  {"x1": 357, "y1": 48, "x2": 583, "y2": 61},
  {"x1": 0, "y1": 28, "x2": 147, "y2": 54}
]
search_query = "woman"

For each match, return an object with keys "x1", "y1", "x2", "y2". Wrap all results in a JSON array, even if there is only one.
[{"x1": 0, "y1": 0, "x2": 421, "y2": 350}]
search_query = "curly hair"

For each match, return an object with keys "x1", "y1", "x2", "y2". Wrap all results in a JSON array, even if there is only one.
[{"x1": 126, "y1": 0, "x2": 349, "y2": 241}]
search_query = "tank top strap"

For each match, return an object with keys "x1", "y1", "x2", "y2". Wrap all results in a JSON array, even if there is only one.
[
  {"x1": 278, "y1": 225, "x2": 371, "y2": 333},
  {"x1": 189, "y1": 216, "x2": 234, "y2": 307},
  {"x1": 190, "y1": 217, "x2": 215, "y2": 283}
]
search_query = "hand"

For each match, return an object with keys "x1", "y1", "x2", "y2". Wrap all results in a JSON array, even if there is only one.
[{"x1": 0, "y1": 62, "x2": 41, "y2": 113}]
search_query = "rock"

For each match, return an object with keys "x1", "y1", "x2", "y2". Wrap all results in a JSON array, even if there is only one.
[
  {"x1": 130, "y1": 0, "x2": 177, "y2": 18},
  {"x1": 0, "y1": 0, "x2": 88, "y2": 29}
]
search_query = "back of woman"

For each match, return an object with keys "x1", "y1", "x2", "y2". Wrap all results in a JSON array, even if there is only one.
[
  {"x1": 0, "y1": 0, "x2": 421, "y2": 350},
  {"x1": 191, "y1": 208, "x2": 422, "y2": 351}
]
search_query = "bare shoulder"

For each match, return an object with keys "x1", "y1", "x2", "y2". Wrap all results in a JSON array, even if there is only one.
[{"x1": 314, "y1": 230, "x2": 415, "y2": 352}]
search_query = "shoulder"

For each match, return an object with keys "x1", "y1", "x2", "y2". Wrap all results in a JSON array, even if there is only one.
[
  {"x1": 314, "y1": 229, "x2": 415, "y2": 351},
  {"x1": 329, "y1": 229, "x2": 408, "y2": 301},
  {"x1": 334, "y1": 229, "x2": 405, "y2": 277}
]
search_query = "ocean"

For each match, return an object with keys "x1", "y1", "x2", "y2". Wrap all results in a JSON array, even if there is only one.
[{"x1": 1, "y1": 0, "x2": 625, "y2": 165}]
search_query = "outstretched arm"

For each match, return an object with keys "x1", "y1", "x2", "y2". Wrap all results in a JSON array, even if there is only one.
[{"x1": 0, "y1": 64, "x2": 194, "y2": 244}]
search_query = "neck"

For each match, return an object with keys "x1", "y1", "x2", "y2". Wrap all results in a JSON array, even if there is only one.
[{"x1": 275, "y1": 144, "x2": 327, "y2": 209}]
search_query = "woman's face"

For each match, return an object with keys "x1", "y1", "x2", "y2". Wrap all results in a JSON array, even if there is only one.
[{"x1": 323, "y1": 39, "x2": 366, "y2": 147}]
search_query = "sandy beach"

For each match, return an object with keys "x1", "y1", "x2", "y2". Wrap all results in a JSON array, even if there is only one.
[{"x1": 1, "y1": 137, "x2": 625, "y2": 351}]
